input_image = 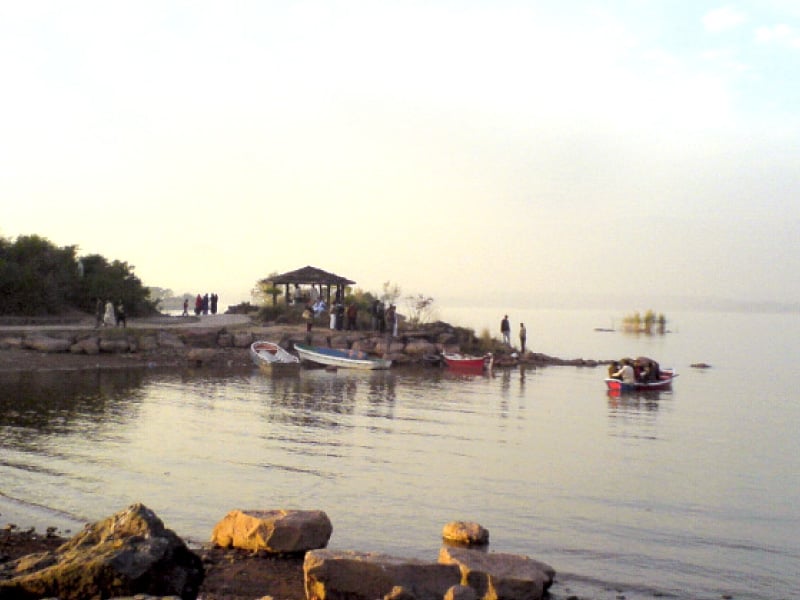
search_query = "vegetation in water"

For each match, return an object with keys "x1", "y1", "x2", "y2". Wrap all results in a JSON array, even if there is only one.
[{"x1": 622, "y1": 310, "x2": 667, "y2": 334}]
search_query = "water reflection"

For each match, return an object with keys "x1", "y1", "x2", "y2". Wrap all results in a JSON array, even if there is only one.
[
  {"x1": 0, "y1": 370, "x2": 147, "y2": 444},
  {"x1": 606, "y1": 389, "x2": 671, "y2": 441}
]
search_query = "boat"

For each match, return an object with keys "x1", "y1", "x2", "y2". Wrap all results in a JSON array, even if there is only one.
[
  {"x1": 250, "y1": 341, "x2": 300, "y2": 372},
  {"x1": 294, "y1": 343, "x2": 392, "y2": 370},
  {"x1": 443, "y1": 352, "x2": 493, "y2": 373},
  {"x1": 604, "y1": 357, "x2": 677, "y2": 392}
]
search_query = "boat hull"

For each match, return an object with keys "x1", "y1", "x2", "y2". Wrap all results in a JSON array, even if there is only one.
[
  {"x1": 443, "y1": 353, "x2": 492, "y2": 373},
  {"x1": 605, "y1": 369, "x2": 676, "y2": 392},
  {"x1": 294, "y1": 343, "x2": 392, "y2": 370},
  {"x1": 250, "y1": 341, "x2": 300, "y2": 373}
]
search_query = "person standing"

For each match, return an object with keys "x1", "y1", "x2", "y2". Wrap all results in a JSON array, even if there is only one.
[
  {"x1": 501, "y1": 315, "x2": 511, "y2": 345},
  {"x1": 346, "y1": 303, "x2": 358, "y2": 330},
  {"x1": 519, "y1": 323, "x2": 527, "y2": 353},
  {"x1": 195, "y1": 294, "x2": 202, "y2": 316},
  {"x1": 182, "y1": 298, "x2": 189, "y2": 317},
  {"x1": 210, "y1": 293, "x2": 218, "y2": 315},
  {"x1": 95, "y1": 298, "x2": 104, "y2": 328},
  {"x1": 116, "y1": 301, "x2": 127, "y2": 328},
  {"x1": 104, "y1": 300, "x2": 116, "y2": 327}
]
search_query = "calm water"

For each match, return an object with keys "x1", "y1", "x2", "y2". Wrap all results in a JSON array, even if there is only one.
[{"x1": 1, "y1": 309, "x2": 798, "y2": 600}]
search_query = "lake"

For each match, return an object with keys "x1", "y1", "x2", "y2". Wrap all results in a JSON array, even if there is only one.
[{"x1": 1, "y1": 309, "x2": 798, "y2": 599}]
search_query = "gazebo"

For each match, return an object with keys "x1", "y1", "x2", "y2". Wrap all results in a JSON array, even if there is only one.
[{"x1": 263, "y1": 266, "x2": 356, "y2": 306}]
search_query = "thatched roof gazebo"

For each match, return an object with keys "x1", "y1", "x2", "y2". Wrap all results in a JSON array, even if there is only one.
[{"x1": 264, "y1": 265, "x2": 356, "y2": 306}]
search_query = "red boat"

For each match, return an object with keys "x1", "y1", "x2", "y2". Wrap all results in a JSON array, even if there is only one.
[
  {"x1": 443, "y1": 352, "x2": 493, "y2": 373},
  {"x1": 605, "y1": 368, "x2": 677, "y2": 392}
]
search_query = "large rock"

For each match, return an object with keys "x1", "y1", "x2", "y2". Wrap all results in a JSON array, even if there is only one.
[
  {"x1": 304, "y1": 549, "x2": 461, "y2": 600},
  {"x1": 157, "y1": 331, "x2": 185, "y2": 348},
  {"x1": 187, "y1": 348, "x2": 217, "y2": 366},
  {"x1": 137, "y1": 335, "x2": 159, "y2": 351},
  {"x1": 438, "y1": 546, "x2": 555, "y2": 600},
  {"x1": 0, "y1": 336, "x2": 23, "y2": 349},
  {"x1": 211, "y1": 509, "x2": 332, "y2": 553},
  {"x1": 22, "y1": 335, "x2": 72, "y2": 353},
  {"x1": 0, "y1": 503, "x2": 204, "y2": 600},
  {"x1": 70, "y1": 336, "x2": 100, "y2": 355},
  {"x1": 180, "y1": 329, "x2": 220, "y2": 348},
  {"x1": 404, "y1": 339, "x2": 437, "y2": 356},
  {"x1": 99, "y1": 338, "x2": 130, "y2": 353},
  {"x1": 232, "y1": 332, "x2": 254, "y2": 348},
  {"x1": 442, "y1": 521, "x2": 489, "y2": 546}
]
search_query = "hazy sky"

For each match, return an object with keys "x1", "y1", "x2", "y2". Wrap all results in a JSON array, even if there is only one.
[{"x1": 2, "y1": 1, "x2": 799, "y2": 311}]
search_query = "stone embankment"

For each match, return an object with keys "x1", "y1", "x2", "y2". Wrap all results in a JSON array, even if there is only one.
[
  {"x1": 0, "y1": 503, "x2": 556, "y2": 600},
  {"x1": 0, "y1": 315, "x2": 607, "y2": 370}
]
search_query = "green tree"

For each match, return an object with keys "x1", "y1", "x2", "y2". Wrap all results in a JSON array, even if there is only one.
[
  {"x1": 0, "y1": 234, "x2": 158, "y2": 317},
  {"x1": 253, "y1": 272, "x2": 284, "y2": 305}
]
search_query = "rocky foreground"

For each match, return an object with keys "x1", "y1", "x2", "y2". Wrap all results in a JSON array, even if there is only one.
[{"x1": 1, "y1": 504, "x2": 555, "y2": 600}]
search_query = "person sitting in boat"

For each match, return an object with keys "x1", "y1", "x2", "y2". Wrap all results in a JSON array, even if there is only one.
[
  {"x1": 636, "y1": 357, "x2": 660, "y2": 382},
  {"x1": 612, "y1": 359, "x2": 636, "y2": 384},
  {"x1": 608, "y1": 361, "x2": 621, "y2": 380}
]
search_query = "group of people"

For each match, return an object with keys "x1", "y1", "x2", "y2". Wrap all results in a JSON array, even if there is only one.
[
  {"x1": 608, "y1": 357, "x2": 661, "y2": 384},
  {"x1": 297, "y1": 291, "x2": 398, "y2": 336},
  {"x1": 184, "y1": 293, "x2": 219, "y2": 316},
  {"x1": 371, "y1": 300, "x2": 397, "y2": 336},
  {"x1": 95, "y1": 298, "x2": 126, "y2": 328},
  {"x1": 500, "y1": 315, "x2": 527, "y2": 353},
  {"x1": 298, "y1": 288, "x2": 351, "y2": 333}
]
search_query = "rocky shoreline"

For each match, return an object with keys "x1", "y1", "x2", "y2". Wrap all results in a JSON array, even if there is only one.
[
  {"x1": 1, "y1": 504, "x2": 555, "y2": 600},
  {"x1": 0, "y1": 315, "x2": 608, "y2": 373}
]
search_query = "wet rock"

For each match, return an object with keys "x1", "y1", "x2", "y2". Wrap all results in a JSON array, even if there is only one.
[
  {"x1": 180, "y1": 328, "x2": 219, "y2": 348},
  {"x1": 99, "y1": 338, "x2": 130, "y2": 353},
  {"x1": 438, "y1": 546, "x2": 555, "y2": 600},
  {"x1": 22, "y1": 335, "x2": 72, "y2": 353},
  {"x1": 304, "y1": 549, "x2": 461, "y2": 600},
  {"x1": 232, "y1": 332, "x2": 254, "y2": 348},
  {"x1": 187, "y1": 348, "x2": 217, "y2": 366},
  {"x1": 442, "y1": 521, "x2": 489, "y2": 546},
  {"x1": 404, "y1": 339, "x2": 437, "y2": 356},
  {"x1": 157, "y1": 331, "x2": 185, "y2": 348},
  {"x1": 0, "y1": 503, "x2": 204, "y2": 600},
  {"x1": 70, "y1": 336, "x2": 100, "y2": 355},
  {"x1": 211, "y1": 509, "x2": 332, "y2": 553}
]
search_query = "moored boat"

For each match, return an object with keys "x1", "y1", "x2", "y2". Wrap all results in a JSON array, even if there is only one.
[
  {"x1": 294, "y1": 343, "x2": 392, "y2": 370},
  {"x1": 443, "y1": 352, "x2": 493, "y2": 373},
  {"x1": 250, "y1": 341, "x2": 300, "y2": 372}
]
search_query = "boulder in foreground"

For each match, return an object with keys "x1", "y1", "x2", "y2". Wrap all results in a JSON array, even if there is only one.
[
  {"x1": 439, "y1": 545, "x2": 555, "y2": 600},
  {"x1": 211, "y1": 509, "x2": 333, "y2": 553},
  {"x1": 0, "y1": 502, "x2": 204, "y2": 600},
  {"x1": 304, "y1": 549, "x2": 462, "y2": 600}
]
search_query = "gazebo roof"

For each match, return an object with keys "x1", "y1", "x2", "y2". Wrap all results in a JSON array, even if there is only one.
[{"x1": 266, "y1": 265, "x2": 356, "y2": 286}]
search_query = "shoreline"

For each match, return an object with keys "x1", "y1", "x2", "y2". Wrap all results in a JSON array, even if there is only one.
[{"x1": 0, "y1": 313, "x2": 610, "y2": 374}]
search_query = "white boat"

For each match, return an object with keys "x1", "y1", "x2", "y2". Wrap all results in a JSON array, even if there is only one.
[
  {"x1": 294, "y1": 343, "x2": 392, "y2": 370},
  {"x1": 250, "y1": 341, "x2": 300, "y2": 372}
]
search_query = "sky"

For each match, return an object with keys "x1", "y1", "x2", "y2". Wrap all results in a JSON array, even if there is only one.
[{"x1": 2, "y1": 1, "x2": 799, "y2": 313}]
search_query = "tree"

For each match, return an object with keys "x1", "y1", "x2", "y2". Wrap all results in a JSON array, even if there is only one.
[
  {"x1": 0, "y1": 235, "x2": 80, "y2": 315},
  {"x1": 253, "y1": 272, "x2": 283, "y2": 305},
  {"x1": 381, "y1": 281, "x2": 402, "y2": 305},
  {"x1": 404, "y1": 293, "x2": 436, "y2": 325},
  {"x1": 0, "y1": 234, "x2": 158, "y2": 316}
]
